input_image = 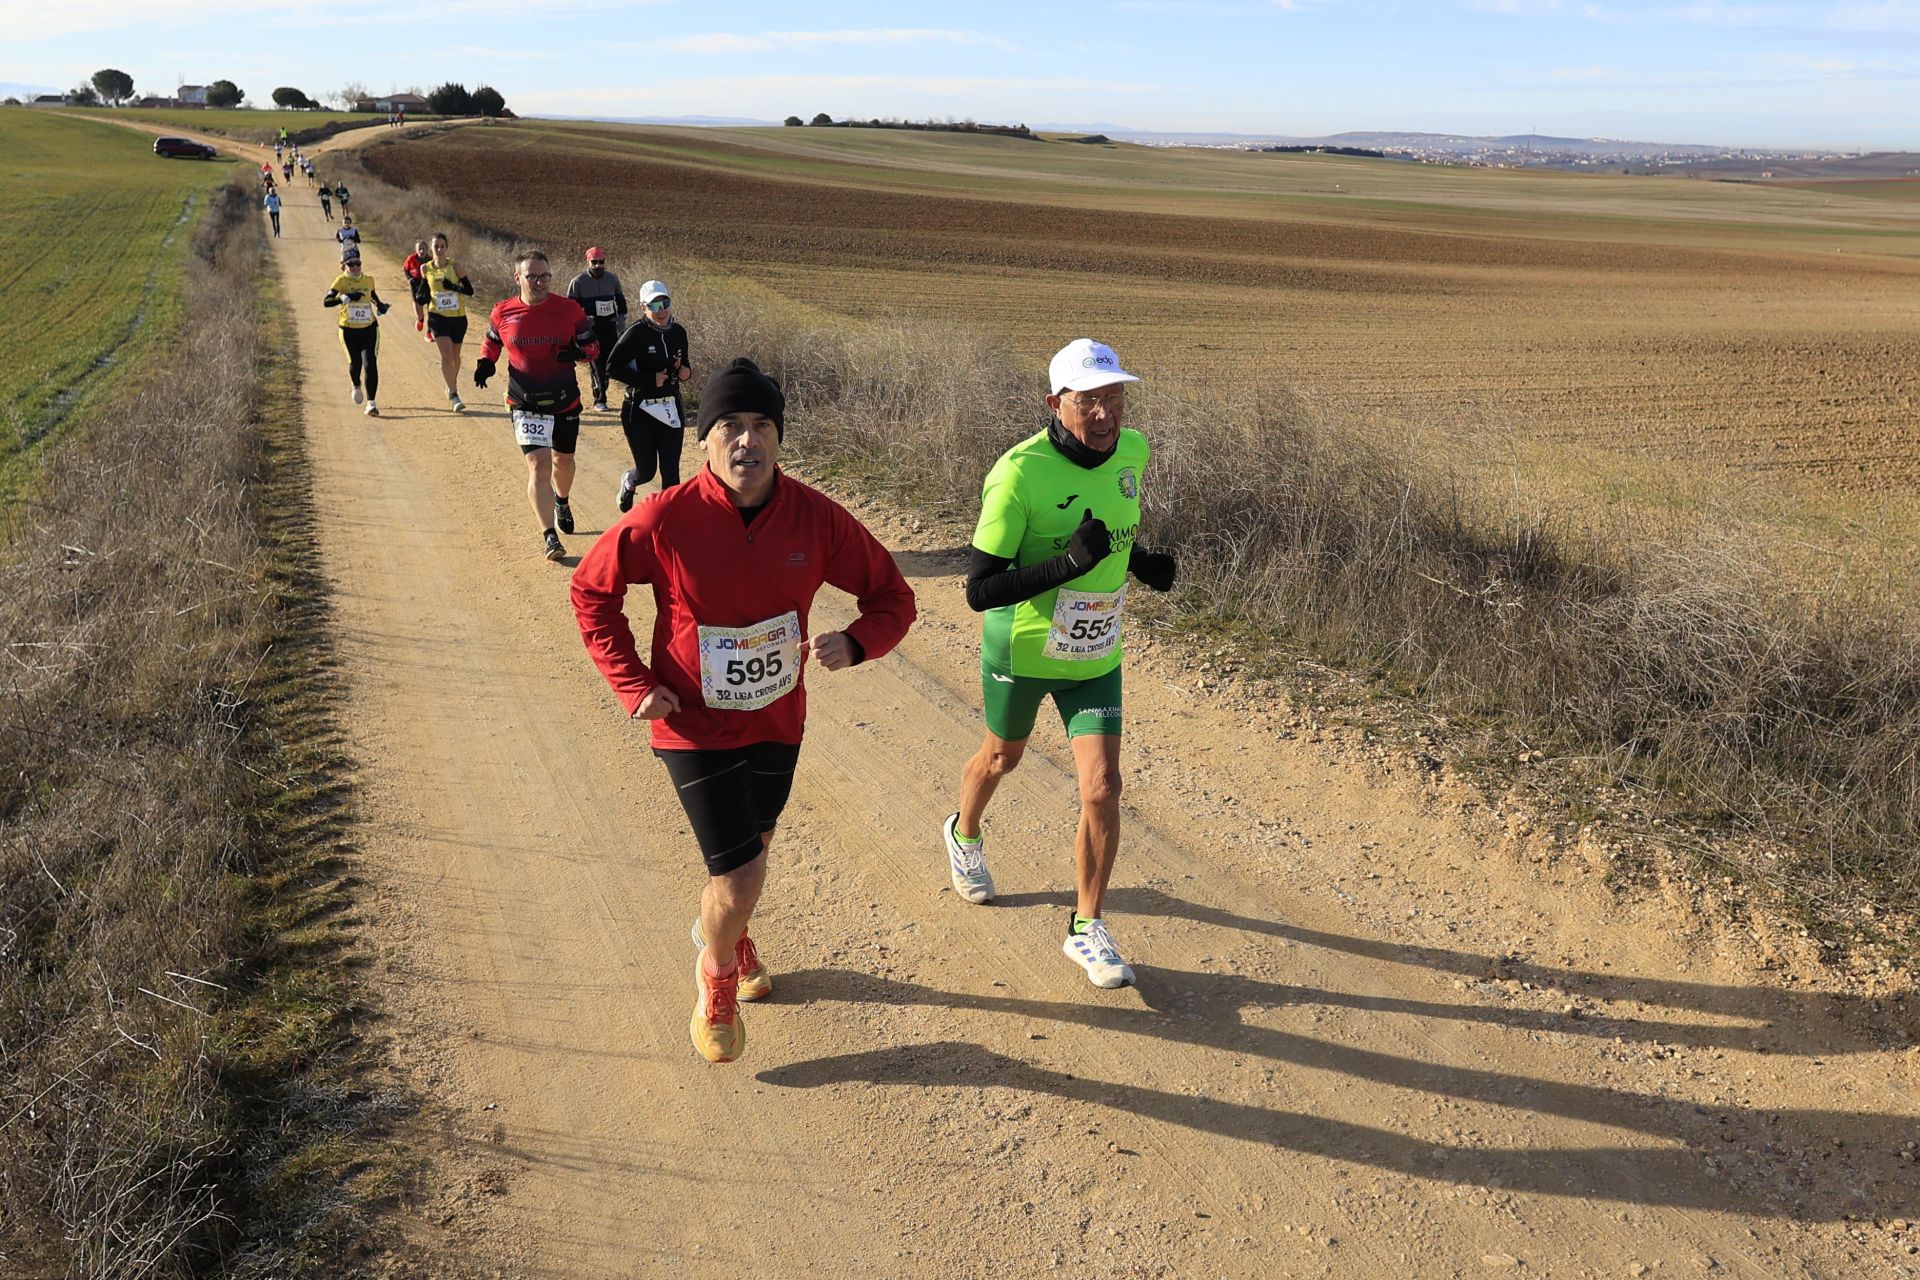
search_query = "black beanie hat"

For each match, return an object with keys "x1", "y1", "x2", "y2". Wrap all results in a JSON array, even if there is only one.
[{"x1": 696, "y1": 357, "x2": 786, "y2": 441}]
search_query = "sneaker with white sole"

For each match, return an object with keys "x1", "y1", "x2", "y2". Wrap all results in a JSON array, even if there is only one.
[
  {"x1": 617, "y1": 469, "x2": 640, "y2": 514},
  {"x1": 690, "y1": 919, "x2": 771, "y2": 1001},
  {"x1": 1062, "y1": 915, "x2": 1135, "y2": 989},
  {"x1": 363, "y1": 402, "x2": 379, "y2": 417},
  {"x1": 350, "y1": 384, "x2": 363, "y2": 405},
  {"x1": 448, "y1": 392, "x2": 466, "y2": 413},
  {"x1": 689, "y1": 954, "x2": 745, "y2": 1064},
  {"x1": 542, "y1": 529, "x2": 565, "y2": 561},
  {"x1": 942, "y1": 812, "x2": 994, "y2": 903}
]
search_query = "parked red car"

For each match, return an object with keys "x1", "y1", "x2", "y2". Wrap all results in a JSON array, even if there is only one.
[{"x1": 153, "y1": 137, "x2": 217, "y2": 160}]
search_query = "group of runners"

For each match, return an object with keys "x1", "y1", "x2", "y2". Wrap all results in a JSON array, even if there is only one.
[
  {"x1": 282, "y1": 163, "x2": 1176, "y2": 1065},
  {"x1": 571, "y1": 335, "x2": 1174, "y2": 1063}
]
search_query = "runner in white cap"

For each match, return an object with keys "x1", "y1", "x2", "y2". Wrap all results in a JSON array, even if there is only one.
[
  {"x1": 941, "y1": 338, "x2": 1179, "y2": 988},
  {"x1": 604, "y1": 279, "x2": 692, "y2": 509}
]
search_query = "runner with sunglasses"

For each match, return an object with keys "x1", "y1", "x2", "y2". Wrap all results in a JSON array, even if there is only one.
[
  {"x1": 941, "y1": 339, "x2": 1179, "y2": 989},
  {"x1": 419, "y1": 232, "x2": 473, "y2": 412},
  {"x1": 322, "y1": 246, "x2": 390, "y2": 417},
  {"x1": 604, "y1": 279, "x2": 690, "y2": 511},
  {"x1": 564, "y1": 247, "x2": 627, "y2": 413},
  {"x1": 571, "y1": 357, "x2": 917, "y2": 1064},
  {"x1": 335, "y1": 214, "x2": 360, "y2": 252},
  {"x1": 474, "y1": 250, "x2": 600, "y2": 562}
]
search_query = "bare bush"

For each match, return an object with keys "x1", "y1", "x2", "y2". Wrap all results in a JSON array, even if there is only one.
[{"x1": 0, "y1": 182, "x2": 381, "y2": 1277}]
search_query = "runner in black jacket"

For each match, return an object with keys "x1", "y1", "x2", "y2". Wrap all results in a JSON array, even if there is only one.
[{"x1": 604, "y1": 279, "x2": 691, "y2": 511}]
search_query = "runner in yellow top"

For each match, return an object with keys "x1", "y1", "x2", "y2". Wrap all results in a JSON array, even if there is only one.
[
  {"x1": 942, "y1": 339, "x2": 1179, "y2": 988},
  {"x1": 418, "y1": 232, "x2": 475, "y2": 412},
  {"x1": 322, "y1": 246, "x2": 391, "y2": 417}
]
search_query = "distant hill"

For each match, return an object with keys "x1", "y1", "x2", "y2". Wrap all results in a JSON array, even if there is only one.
[{"x1": 534, "y1": 113, "x2": 775, "y2": 127}]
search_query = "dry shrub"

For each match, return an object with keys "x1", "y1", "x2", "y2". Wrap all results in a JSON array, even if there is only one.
[
  {"x1": 0, "y1": 182, "x2": 379, "y2": 1277},
  {"x1": 329, "y1": 141, "x2": 1920, "y2": 906}
]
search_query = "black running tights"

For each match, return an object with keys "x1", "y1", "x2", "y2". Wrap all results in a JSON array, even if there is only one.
[
  {"x1": 622, "y1": 404, "x2": 684, "y2": 488},
  {"x1": 340, "y1": 325, "x2": 379, "y2": 400}
]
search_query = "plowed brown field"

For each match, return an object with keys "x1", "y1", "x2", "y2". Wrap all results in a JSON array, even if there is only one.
[{"x1": 363, "y1": 122, "x2": 1920, "y2": 594}]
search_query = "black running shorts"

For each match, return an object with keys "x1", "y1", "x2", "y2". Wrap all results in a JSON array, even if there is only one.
[
  {"x1": 515, "y1": 411, "x2": 581, "y2": 456},
  {"x1": 654, "y1": 741, "x2": 802, "y2": 876},
  {"x1": 426, "y1": 314, "x2": 467, "y2": 344}
]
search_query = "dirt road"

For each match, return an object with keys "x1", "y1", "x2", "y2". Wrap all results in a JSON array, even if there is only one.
[{"x1": 228, "y1": 124, "x2": 1920, "y2": 1278}]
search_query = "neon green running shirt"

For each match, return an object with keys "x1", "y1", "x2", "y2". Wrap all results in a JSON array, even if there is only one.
[{"x1": 972, "y1": 427, "x2": 1149, "y2": 680}]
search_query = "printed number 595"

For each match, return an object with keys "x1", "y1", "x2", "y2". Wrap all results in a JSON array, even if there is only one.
[{"x1": 725, "y1": 654, "x2": 783, "y2": 686}]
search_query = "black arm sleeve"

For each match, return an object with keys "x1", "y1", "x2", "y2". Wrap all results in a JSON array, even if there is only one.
[
  {"x1": 456, "y1": 275, "x2": 473, "y2": 295},
  {"x1": 321, "y1": 291, "x2": 340, "y2": 307},
  {"x1": 603, "y1": 324, "x2": 649, "y2": 388},
  {"x1": 964, "y1": 544, "x2": 1084, "y2": 613}
]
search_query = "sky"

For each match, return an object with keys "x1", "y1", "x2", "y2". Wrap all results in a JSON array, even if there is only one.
[{"x1": 4, "y1": 0, "x2": 1917, "y2": 149}]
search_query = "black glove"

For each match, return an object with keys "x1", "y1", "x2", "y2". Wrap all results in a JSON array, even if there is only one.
[
  {"x1": 473, "y1": 357, "x2": 496, "y2": 388},
  {"x1": 455, "y1": 276, "x2": 472, "y2": 294},
  {"x1": 375, "y1": 301, "x2": 390, "y2": 315},
  {"x1": 344, "y1": 291, "x2": 364, "y2": 301},
  {"x1": 1065, "y1": 509, "x2": 1112, "y2": 572},
  {"x1": 555, "y1": 343, "x2": 583, "y2": 366},
  {"x1": 1129, "y1": 548, "x2": 1177, "y2": 592}
]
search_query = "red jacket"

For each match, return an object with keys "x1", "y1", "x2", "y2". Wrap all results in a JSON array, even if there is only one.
[{"x1": 571, "y1": 465, "x2": 917, "y2": 750}]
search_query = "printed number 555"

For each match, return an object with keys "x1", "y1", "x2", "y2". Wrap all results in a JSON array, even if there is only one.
[{"x1": 1068, "y1": 618, "x2": 1115, "y2": 641}]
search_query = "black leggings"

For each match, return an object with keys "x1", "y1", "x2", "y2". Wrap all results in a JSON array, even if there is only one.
[
  {"x1": 622, "y1": 397, "x2": 685, "y2": 488},
  {"x1": 340, "y1": 326, "x2": 379, "y2": 399},
  {"x1": 587, "y1": 319, "x2": 620, "y2": 400},
  {"x1": 654, "y1": 741, "x2": 802, "y2": 875}
]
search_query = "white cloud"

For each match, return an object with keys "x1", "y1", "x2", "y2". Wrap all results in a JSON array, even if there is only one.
[{"x1": 651, "y1": 28, "x2": 1019, "y2": 55}]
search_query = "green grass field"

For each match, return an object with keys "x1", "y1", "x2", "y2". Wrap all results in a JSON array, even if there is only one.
[
  {"x1": 86, "y1": 106, "x2": 403, "y2": 146},
  {"x1": 0, "y1": 110, "x2": 243, "y2": 494}
]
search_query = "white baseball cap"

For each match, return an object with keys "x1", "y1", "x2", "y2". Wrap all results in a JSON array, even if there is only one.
[
  {"x1": 639, "y1": 279, "x2": 670, "y2": 303},
  {"x1": 1049, "y1": 338, "x2": 1140, "y2": 394}
]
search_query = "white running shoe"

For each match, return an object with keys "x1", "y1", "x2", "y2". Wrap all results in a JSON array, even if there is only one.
[
  {"x1": 942, "y1": 812, "x2": 995, "y2": 904},
  {"x1": 350, "y1": 384, "x2": 363, "y2": 405},
  {"x1": 449, "y1": 393, "x2": 466, "y2": 413},
  {"x1": 363, "y1": 402, "x2": 379, "y2": 417},
  {"x1": 1062, "y1": 916, "x2": 1135, "y2": 989}
]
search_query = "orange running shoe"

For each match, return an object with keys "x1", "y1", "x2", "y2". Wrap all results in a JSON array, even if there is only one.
[
  {"x1": 691, "y1": 919, "x2": 772, "y2": 1001},
  {"x1": 690, "y1": 954, "x2": 744, "y2": 1064}
]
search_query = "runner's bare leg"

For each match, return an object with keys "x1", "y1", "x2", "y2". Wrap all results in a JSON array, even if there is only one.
[
  {"x1": 1070, "y1": 733, "x2": 1123, "y2": 919},
  {"x1": 958, "y1": 732, "x2": 1027, "y2": 840}
]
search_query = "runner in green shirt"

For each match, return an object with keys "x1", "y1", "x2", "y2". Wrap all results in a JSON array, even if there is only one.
[{"x1": 942, "y1": 339, "x2": 1179, "y2": 988}]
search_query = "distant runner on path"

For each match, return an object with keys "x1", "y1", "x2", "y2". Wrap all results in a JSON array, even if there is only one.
[
  {"x1": 335, "y1": 215, "x2": 360, "y2": 252},
  {"x1": 604, "y1": 278, "x2": 690, "y2": 510},
  {"x1": 318, "y1": 182, "x2": 333, "y2": 221},
  {"x1": 402, "y1": 239, "x2": 429, "y2": 334},
  {"x1": 419, "y1": 232, "x2": 473, "y2": 412},
  {"x1": 941, "y1": 338, "x2": 1178, "y2": 989},
  {"x1": 474, "y1": 250, "x2": 599, "y2": 561},
  {"x1": 263, "y1": 189, "x2": 281, "y2": 239},
  {"x1": 322, "y1": 245, "x2": 390, "y2": 417},
  {"x1": 571, "y1": 357, "x2": 918, "y2": 1065},
  {"x1": 333, "y1": 181, "x2": 351, "y2": 215},
  {"x1": 564, "y1": 247, "x2": 627, "y2": 413}
]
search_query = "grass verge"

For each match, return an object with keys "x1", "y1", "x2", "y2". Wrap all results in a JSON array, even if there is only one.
[
  {"x1": 0, "y1": 180, "x2": 405, "y2": 1277},
  {"x1": 328, "y1": 141, "x2": 1920, "y2": 958}
]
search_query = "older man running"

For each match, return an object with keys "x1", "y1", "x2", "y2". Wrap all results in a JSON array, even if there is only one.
[
  {"x1": 573, "y1": 357, "x2": 917, "y2": 1063},
  {"x1": 941, "y1": 339, "x2": 1178, "y2": 988}
]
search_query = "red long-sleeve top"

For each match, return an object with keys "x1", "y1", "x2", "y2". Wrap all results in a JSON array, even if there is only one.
[
  {"x1": 571, "y1": 464, "x2": 918, "y2": 750},
  {"x1": 480, "y1": 294, "x2": 599, "y2": 410}
]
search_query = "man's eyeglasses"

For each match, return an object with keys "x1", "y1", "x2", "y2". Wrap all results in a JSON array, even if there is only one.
[
  {"x1": 1062, "y1": 388, "x2": 1125, "y2": 412},
  {"x1": 587, "y1": 260, "x2": 606, "y2": 266},
  {"x1": 523, "y1": 271, "x2": 552, "y2": 283}
]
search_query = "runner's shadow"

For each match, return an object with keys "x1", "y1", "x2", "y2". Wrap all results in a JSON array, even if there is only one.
[
  {"x1": 758, "y1": 1037, "x2": 1900, "y2": 1220},
  {"x1": 764, "y1": 972, "x2": 1918, "y2": 1221},
  {"x1": 1056, "y1": 885, "x2": 1907, "y2": 1057}
]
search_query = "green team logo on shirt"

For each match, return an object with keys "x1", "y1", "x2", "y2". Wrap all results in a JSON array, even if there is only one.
[{"x1": 1117, "y1": 467, "x2": 1138, "y2": 500}]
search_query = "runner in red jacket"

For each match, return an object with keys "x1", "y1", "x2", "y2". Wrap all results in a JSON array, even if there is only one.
[
  {"x1": 402, "y1": 239, "x2": 428, "y2": 334},
  {"x1": 475, "y1": 249, "x2": 600, "y2": 561},
  {"x1": 572, "y1": 357, "x2": 916, "y2": 1064}
]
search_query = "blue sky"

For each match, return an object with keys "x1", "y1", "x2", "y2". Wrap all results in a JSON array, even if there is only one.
[{"x1": 5, "y1": 1, "x2": 1917, "y2": 148}]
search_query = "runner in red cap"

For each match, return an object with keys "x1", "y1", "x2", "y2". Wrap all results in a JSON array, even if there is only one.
[
  {"x1": 572, "y1": 356, "x2": 917, "y2": 1063},
  {"x1": 565, "y1": 248, "x2": 627, "y2": 413}
]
